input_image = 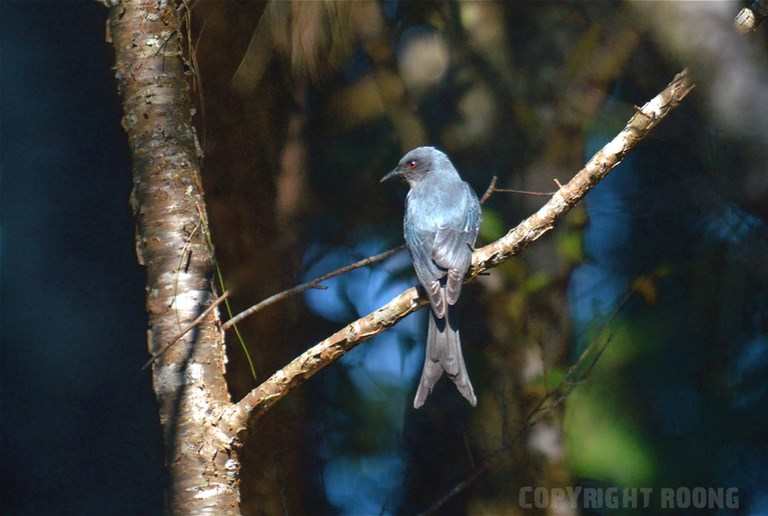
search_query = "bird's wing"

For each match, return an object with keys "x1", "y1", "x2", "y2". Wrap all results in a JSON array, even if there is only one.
[
  {"x1": 432, "y1": 227, "x2": 473, "y2": 270},
  {"x1": 432, "y1": 182, "x2": 481, "y2": 305},
  {"x1": 405, "y1": 224, "x2": 447, "y2": 318}
]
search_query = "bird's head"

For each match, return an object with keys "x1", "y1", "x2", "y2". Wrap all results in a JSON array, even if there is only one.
[{"x1": 380, "y1": 146, "x2": 451, "y2": 186}]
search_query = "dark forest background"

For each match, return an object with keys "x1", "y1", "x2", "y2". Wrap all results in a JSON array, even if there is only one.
[{"x1": 3, "y1": 1, "x2": 768, "y2": 515}]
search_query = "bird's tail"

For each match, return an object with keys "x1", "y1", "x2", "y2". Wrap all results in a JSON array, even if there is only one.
[{"x1": 413, "y1": 307, "x2": 477, "y2": 408}]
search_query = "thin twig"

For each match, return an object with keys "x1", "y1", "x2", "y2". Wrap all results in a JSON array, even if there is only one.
[
  {"x1": 151, "y1": 30, "x2": 177, "y2": 58},
  {"x1": 222, "y1": 245, "x2": 406, "y2": 331},
  {"x1": 420, "y1": 463, "x2": 491, "y2": 516},
  {"x1": 479, "y1": 175, "x2": 498, "y2": 204},
  {"x1": 523, "y1": 286, "x2": 635, "y2": 426},
  {"x1": 480, "y1": 175, "x2": 557, "y2": 201},
  {"x1": 219, "y1": 69, "x2": 695, "y2": 432},
  {"x1": 492, "y1": 187, "x2": 556, "y2": 197},
  {"x1": 141, "y1": 290, "x2": 230, "y2": 370}
]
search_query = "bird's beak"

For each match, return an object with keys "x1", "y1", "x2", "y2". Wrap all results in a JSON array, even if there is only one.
[{"x1": 380, "y1": 168, "x2": 400, "y2": 183}]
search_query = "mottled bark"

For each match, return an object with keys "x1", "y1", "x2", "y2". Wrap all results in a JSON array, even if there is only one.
[{"x1": 107, "y1": 1, "x2": 241, "y2": 514}]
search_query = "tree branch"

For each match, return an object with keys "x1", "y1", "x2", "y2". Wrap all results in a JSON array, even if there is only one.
[
  {"x1": 221, "y1": 68, "x2": 695, "y2": 431},
  {"x1": 466, "y1": 69, "x2": 693, "y2": 279}
]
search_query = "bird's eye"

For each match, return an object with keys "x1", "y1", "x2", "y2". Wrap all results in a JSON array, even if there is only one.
[{"x1": 407, "y1": 160, "x2": 417, "y2": 169}]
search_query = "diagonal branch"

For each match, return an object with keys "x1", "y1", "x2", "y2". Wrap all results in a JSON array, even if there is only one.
[{"x1": 222, "y1": 68, "x2": 695, "y2": 431}]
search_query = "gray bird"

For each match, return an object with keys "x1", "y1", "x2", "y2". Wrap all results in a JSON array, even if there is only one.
[{"x1": 381, "y1": 146, "x2": 480, "y2": 408}]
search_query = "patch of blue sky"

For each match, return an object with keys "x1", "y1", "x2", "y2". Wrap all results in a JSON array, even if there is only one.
[
  {"x1": 303, "y1": 238, "x2": 424, "y2": 394},
  {"x1": 303, "y1": 237, "x2": 422, "y2": 514},
  {"x1": 343, "y1": 326, "x2": 424, "y2": 404},
  {"x1": 718, "y1": 443, "x2": 768, "y2": 516},
  {"x1": 324, "y1": 453, "x2": 405, "y2": 516},
  {"x1": 568, "y1": 263, "x2": 629, "y2": 340},
  {"x1": 728, "y1": 334, "x2": 768, "y2": 410},
  {"x1": 698, "y1": 203, "x2": 764, "y2": 246},
  {"x1": 569, "y1": 131, "x2": 640, "y2": 340},
  {"x1": 303, "y1": 240, "x2": 413, "y2": 321}
]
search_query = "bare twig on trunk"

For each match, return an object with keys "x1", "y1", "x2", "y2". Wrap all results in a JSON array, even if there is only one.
[
  {"x1": 735, "y1": 0, "x2": 768, "y2": 33},
  {"x1": 142, "y1": 291, "x2": 230, "y2": 370}
]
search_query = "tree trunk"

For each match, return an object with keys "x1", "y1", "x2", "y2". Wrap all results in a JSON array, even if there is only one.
[{"x1": 106, "y1": 1, "x2": 242, "y2": 513}]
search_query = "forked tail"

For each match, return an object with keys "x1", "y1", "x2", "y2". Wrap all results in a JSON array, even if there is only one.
[{"x1": 413, "y1": 307, "x2": 476, "y2": 408}]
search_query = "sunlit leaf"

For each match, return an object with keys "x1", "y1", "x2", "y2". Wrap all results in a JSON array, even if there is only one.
[
  {"x1": 496, "y1": 258, "x2": 527, "y2": 282},
  {"x1": 565, "y1": 205, "x2": 588, "y2": 227},
  {"x1": 480, "y1": 208, "x2": 506, "y2": 241},
  {"x1": 523, "y1": 271, "x2": 551, "y2": 294},
  {"x1": 632, "y1": 275, "x2": 657, "y2": 305},
  {"x1": 565, "y1": 387, "x2": 656, "y2": 485},
  {"x1": 557, "y1": 230, "x2": 584, "y2": 264},
  {"x1": 529, "y1": 367, "x2": 567, "y2": 391},
  {"x1": 505, "y1": 291, "x2": 526, "y2": 322}
]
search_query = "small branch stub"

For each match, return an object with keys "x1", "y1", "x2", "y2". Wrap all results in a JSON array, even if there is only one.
[{"x1": 735, "y1": 0, "x2": 768, "y2": 33}]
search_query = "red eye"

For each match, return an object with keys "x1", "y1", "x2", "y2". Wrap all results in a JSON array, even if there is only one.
[{"x1": 407, "y1": 160, "x2": 417, "y2": 169}]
